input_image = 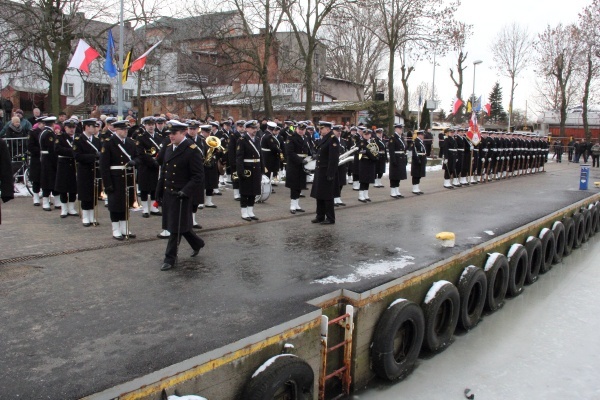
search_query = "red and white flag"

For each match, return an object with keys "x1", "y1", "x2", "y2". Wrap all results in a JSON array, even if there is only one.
[
  {"x1": 130, "y1": 41, "x2": 162, "y2": 72},
  {"x1": 67, "y1": 39, "x2": 100, "y2": 73},
  {"x1": 452, "y1": 98, "x2": 463, "y2": 115},
  {"x1": 483, "y1": 103, "x2": 492, "y2": 115}
]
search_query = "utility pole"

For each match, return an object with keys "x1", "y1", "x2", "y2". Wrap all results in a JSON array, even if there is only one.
[{"x1": 117, "y1": 0, "x2": 124, "y2": 120}]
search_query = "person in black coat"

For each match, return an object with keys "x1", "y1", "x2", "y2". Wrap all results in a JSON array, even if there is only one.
[
  {"x1": 74, "y1": 119, "x2": 102, "y2": 226},
  {"x1": 54, "y1": 120, "x2": 79, "y2": 218},
  {"x1": 442, "y1": 128, "x2": 457, "y2": 189},
  {"x1": 411, "y1": 131, "x2": 427, "y2": 194},
  {"x1": 0, "y1": 137, "x2": 14, "y2": 223},
  {"x1": 350, "y1": 127, "x2": 361, "y2": 190},
  {"x1": 373, "y1": 128, "x2": 388, "y2": 188},
  {"x1": 28, "y1": 117, "x2": 44, "y2": 206},
  {"x1": 100, "y1": 120, "x2": 138, "y2": 240},
  {"x1": 454, "y1": 129, "x2": 465, "y2": 186},
  {"x1": 155, "y1": 121, "x2": 205, "y2": 271},
  {"x1": 387, "y1": 124, "x2": 408, "y2": 198},
  {"x1": 198, "y1": 124, "x2": 221, "y2": 208},
  {"x1": 134, "y1": 117, "x2": 163, "y2": 218},
  {"x1": 357, "y1": 129, "x2": 378, "y2": 202},
  {"x1": 39, "y1": 116, "x2": 59, "y2": 210},
  {"x1": 261, "y1": 121, "x2": 283, "y2": 185},
  {"x1": 236, "y1": 120, "x2": 263, "y2": 221},
  {"x1": 285, "y1": 122, "x2": 311, "y2": 214},
  {"x1": 333, "y1": 125, "x2": 349, "y2": 206},
  {"x1": 310, "y1": 121, "x2": 340, "y2": 224},
  {"x1": 228, "y1": 120, "x2": 245, "y2": 201}
]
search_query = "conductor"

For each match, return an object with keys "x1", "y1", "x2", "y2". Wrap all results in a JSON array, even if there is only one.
[{"x1": 156, "y1": 120, "x2": 205, "y2": 271}]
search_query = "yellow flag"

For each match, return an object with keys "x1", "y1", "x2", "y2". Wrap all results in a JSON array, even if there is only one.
[
  {"x1": 466, "y1": 100, "x2": 472, "y2": 113},
  {"x1": 122, "y1": 49, "x2": 132, "y2": 84}
]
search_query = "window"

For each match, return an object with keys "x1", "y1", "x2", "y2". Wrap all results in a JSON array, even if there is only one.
[
  {"x1": 123, "y1": 89, "x2": 134, "y2": 102},
  {"x1": 63, "y1": 83, "x2": 74, "y2": 97}
]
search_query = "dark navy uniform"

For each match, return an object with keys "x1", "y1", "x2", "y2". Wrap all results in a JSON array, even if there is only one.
[
  {"x1": 310, "y1": 124, "x2": 339, "y2": 224},
  {"x1": 73, "y1": 130, "x2": 101, "y2": 224},
  {"x1": 411, "y1": 134, "x2": 427, "y2": 194},
  {"x1": 134, "y1": 127, "x2": 162, "y2": 209},
  {"x1": 358, "y1": 136, "x2": 378, "y2": 201},
  {"x1": 156, "y1": 136, "x2": 205, "y2": 269},
  {"x1": 236, "y1": 122, "x2": 263, "y2": 220},
  {"x1": 100, "y1": 134, "x2": 137, "y2": 217},
  {"x1": 443, "y1": 131, "x2": 458, "y2": 186},
  {"x1": 285, "y1": 128, "x2": 311, "y2": 209},
  {"x1": 388, "y1": 129, "x2": 408, "y2": 196},
  {"x1": 39, "y1": 125, "x2": 58, "y2": 204},
  {"x1": 261, "y1": 127, "x2": 282, "y2": 178},
  {"x1": 374, "y1": 134, "x2": 387, "y2": 185},
  {"x1": 228, "y1": 122, "x2": 244, "y2": 199},
  {"x1": 54, "y1": 132, "x2": 77, "y2": 203},
  {"x1": 27, "y1": 124, "x2": 43, "y2": 199}
]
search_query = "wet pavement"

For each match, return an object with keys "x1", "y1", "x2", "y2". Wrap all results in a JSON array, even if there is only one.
[{"x1": 1, "y1": 162, "x2": 599, "y2": 399}]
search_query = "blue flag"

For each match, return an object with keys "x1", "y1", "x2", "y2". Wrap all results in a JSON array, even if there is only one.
[
  {"x1": 474, "y1": 96, "x2": 482, "y2": 112},
  {"x1": 104, "y1": 30, "x2": 117, "y2": 78}
]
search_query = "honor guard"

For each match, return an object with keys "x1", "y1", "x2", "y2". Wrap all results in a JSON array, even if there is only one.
[
  {"x1": 442, "y1": 127, "x2": 458, "y2": 189},
  {"x1": 185, "y1": 120, "x2": 205, "y2": 229},
  {"x1": 54, "y1": 119, "x2": 79, "y2": 217},
  {"x1": 310, "y1": 121, "x2": 340, "y2": 224},
  {"x1": 373, "y1": 128, "x2": 388, "y2": 188},
  {"x1": 74, "y1": 119, "x2": 102, "y2": 226},
  {"x1": 274, "y1": 125, "x2": 286, "y2": 183},
  {"x1": 333, "y1": 125, "x2": 349, "y2": 206},
  {"x1": 134, "y1": 117, "x2": 163, "y2": 218},
  {"x1": 199, "y1": 124, "x2": 220, "y2": 208},
  {"x1": 208, "y1": 121, "x2": 225, "y2": 195},
  {"x1": 285, "y1": 121, "x2": 311, "y2": 214},
  {"x1": 349, "y1": 126, "x2": 360, "y2": 188},
  {"x1": 411, "y1": 130, "x2": 427, "y2": 194},
  {"x1": 388, "y1": 123, "x2": 408, "y2": 198},
  {"x1": 156, "y1": 120, "x2": 205, "y2": 271},
  {"x1": 357, "y1": 129, "x2": 378, "y2": 202},
  {"x1": 39, "y1": 116, "x2": 59, "y2": 210},
  {"x1": 454, "y1": 129, "x2": 465, "y2": 186},
  {"x1": 154, "y1": 117, "x2": 168, "y2": 140},
  {"x1": 100, "y1": 120, "x2": 138, "y2": 240},
  {"x1": 219, "y1": 120, "x2": 232, "y2": 185},
  {"x1": 27, "y1": 116, "x2": 45, "y2": 206},
  {"x1": 261, "y1": 121, "x2": 283, "y2": 185},
  {"x1": 228, "y1": 120, "x2": 245, "y2": 201},
  {"x1": 236, "y1": 120, "x2": 263, "y2": 221}
]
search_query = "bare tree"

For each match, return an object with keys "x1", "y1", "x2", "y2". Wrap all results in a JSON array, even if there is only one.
[
  {"x1": 535, "y1": 24, "x2": 583, "y2": 137},
  {"x1": 447, "y1": 22, "x2": 473, "y2": 123},
  {"x1": 365, "y1": 0, "x2": 458, "y2": 134},
  {"x1": 280, "y1": 0, "x2": 345, "y2": 120},
  {"x1": 491, "y1": 23, "x2": 532, "y2": 130},
  {"x1": 397, "y1": 44, "x2": 418, "y2": 118},
  {"x1": 578, "y1": 1, "x2": 600, "y2": 141},
  {"x1": 321, "y1": 3, "x2": 386, "y2": 100}
]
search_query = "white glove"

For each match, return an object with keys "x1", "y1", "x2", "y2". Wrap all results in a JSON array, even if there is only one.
[{"x1": 443, "y1": 159, "x2": 448, "y2": 164}]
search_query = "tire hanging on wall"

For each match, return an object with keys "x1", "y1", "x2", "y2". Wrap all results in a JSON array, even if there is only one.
[
  {"x1": 506, "y1": 244, "x2": 528, "y2": 297},
  {"x1": 563, "y1": 216, "x2": 575, "y2": 256},
  {"x1": 371, "y1": 299, "x2": 425, "y2": 381},
  {"x1": 594, "y1": 202, "x2": 600, "y2": 234},
  {"x1": 552, "y1": 221, "x2": 565, "y2": 265},
  {"x1": 457, "y1": 266, "x2": 487, "y2": 331},
  {"x1": 573, "y1": 213, "x2": 584, "y2": 249},
  {"x1": 524, "y1": 237, "x2": 542, "y2": 284},
  {"x1": 582, "y1": 208, "x2": 592, "y2": 243},
  {"x1": 538, "y1": 228, "x2": 556, "y2": 274},
  {"x1": 589, "y1": 204, "x2": 598, "y2": 236},
  {"x1": 483, "y1": 253, "x2": 509, "y2": 312},
  {"x1": 243, "y1": 354, "x2": 314, "y2": 400},
  {"x1": 421, "y1": 281, "x2": 460, "y2": 353}
]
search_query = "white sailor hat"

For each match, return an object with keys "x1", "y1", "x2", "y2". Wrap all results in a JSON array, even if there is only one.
[
  {"x1": 209, "y1": 121, "x2": 220, "y2": 128},
  {"x1": 245, "y1": 120, "x2": 258, "y2": 129},
  {"x1": 112, "y1": 120, "x2": 130, "y2": 129},
  {"x1": 319, "y1": 121, "x2": 333, "y2": 129},
  {"x1": 106, "y1": 117, "x2": 118, "y2": 125},
  {"x1": 141, "y1": 116, "x2": 156, "y2": 125},
  {"x1": 81, "y1": 118, "x2": 97, "y2": 127},
  {"x1": 236, "y1": 120, "x2": 246, "y2": 126},
  {"x1": 166, "y1": 120, "x2": 189, "y2": 132},
  {"x1": 267, "y1": 121, "x2": 278, "y2": 129},
  {"x1": 200, "y1": 124, "x2": 212, "y2": 131},
  {"x1": 42, "y1": 116, "x2": 57, "y2": 123}
]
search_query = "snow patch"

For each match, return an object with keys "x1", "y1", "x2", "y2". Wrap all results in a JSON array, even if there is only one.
[
  {"x1": 388, "y1": 298, "x2": 408, "y2": 309},
  {"x1": 552, "y1": 221, "x2": 563, "y2": 230},
  {"x1": 167, "y1": 394, "x2": 207, "y2": 400},
  {"x1": 468, "y1": 236, "x2": 482, "y2": 240},
  {"x1": 484, "y1": 230, "x2": 495, "y2": 236},
  {"x1": 507, "y1": 244, "x2": 523, "y2": 260},
  {"x1": 485, "y1": 253, "x2": 502, "y2": 271},
  {"x1": 459, "y1": 265, "x2": 478, "y2": 282},
  {"x1": 424, "y1": 280, "x2": 452, "y2": 304},
  {"x1": 539, "y1": 228, "x2": 550, "y2": 238},
  {"x1": 314, "y1": 254, "x2": 415, "y2": 284},
  {"x1": 526, "y1": 236, "x2": 536, "y2": 243},
  {"x1": 251, "y1": 354, "x2": 297, "y2": 378},
  {"x1": 13, "y1": 183, "x2": 31, "y2": 197}
]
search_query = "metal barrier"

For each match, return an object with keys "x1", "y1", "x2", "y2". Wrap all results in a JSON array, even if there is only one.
[
  {"x1": 3, "y1": 137, "x2": 29, "y2": 160},
  {"x1": 319, "y1": 305, "x2": 354, "y2": 400}
]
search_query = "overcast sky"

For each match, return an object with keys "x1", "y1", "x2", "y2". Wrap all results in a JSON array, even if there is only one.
[{"x1": 409, "y1": 0, "x2": 593, "y2": 119}]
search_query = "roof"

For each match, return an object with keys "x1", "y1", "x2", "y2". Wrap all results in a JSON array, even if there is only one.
[
  {"x1": 137, "y1": 11, "x2": 239, "y2": 42},
  {"x1": 273, "y1": 101, "x2": 374, "y2": 113}
]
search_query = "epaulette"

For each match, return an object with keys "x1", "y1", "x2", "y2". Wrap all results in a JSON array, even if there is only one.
[
  {"x1": 74, "y1": 136, "x2": 80, "y2": 140},
  {"x1": 239, "y1": 136, "x2": 245, "y2": 140},
  {"x1": 190, "y1": 144, "x2": 197, "y2": 149},
  {"x1": 168, "y1": 143, "x2": 173, "y2": 146},
  {"x1": 105, "y1": 138, "x2": 110, "y2": 142}
]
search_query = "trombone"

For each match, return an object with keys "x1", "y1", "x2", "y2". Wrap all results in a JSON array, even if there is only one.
[
  {"x1": 124, "y1": 163, "x2": 137, "y2": 239},
  {"x1": 93, "y1": 159, "x2": 101, "y2": 226}
]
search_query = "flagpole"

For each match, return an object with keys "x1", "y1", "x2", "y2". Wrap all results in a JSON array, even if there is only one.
[{"x1": 117, "y1": 0, "x2": 124, "y2": 120}]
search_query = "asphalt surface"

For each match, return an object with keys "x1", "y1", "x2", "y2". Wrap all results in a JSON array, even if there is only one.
[{"x1": 0, "y1": 161, "x2": 598, "y2": 399}]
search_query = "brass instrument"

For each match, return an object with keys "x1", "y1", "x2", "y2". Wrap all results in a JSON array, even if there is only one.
[
  {"x1": 367, "y1": 139, "x2": 379, "y2": 157},
  {"x1": 232, "y1": 170, "x2": 252, "y2": 181},
  {"x1": 147, "y1": 147, "x2": 157, "y2": 156},
  {"x1": 338, "y1": 147, "x2": 358, "y2": 166},
  {"x1": 204, "y1": 136, "x2": 224, "y2": 166},
  {"x1": 124, "y1": 164, "x2": 138, "y2": 239},
  {"x1": 93, "y1": 159, "x2": 100, "y2": 226}
]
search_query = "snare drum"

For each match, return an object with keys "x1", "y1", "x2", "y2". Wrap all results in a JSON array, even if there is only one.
[
  {"x1": 255, "y1": 174, "x2": 272, "y2": 202},
  {"x1": 303, "y1": 157, "x2": 316, "y2": 174}
]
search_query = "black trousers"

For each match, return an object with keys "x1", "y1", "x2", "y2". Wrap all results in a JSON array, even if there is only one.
[
  {"x1": 42, "y1": 189, "x2": 56, "y2": 197},
  {"x1": 412, "y1": 177, "x2": 421, "y2": 185},
  {"x1": 390, "y1": 179, "x2": 400, "y2": 188},
  {"x1": 240, "y1": 195, "x2": 255, "y2": 208},
  {"x1": 59, "y1": 192, "x2": 76, "y2": 203},
  {"x1": 32, "y1": 182, "x2": 40, "y2": 193},
  {"x1": 80, "y1": 200, "x2": 95, "y2": 210},
  {"x1": 290, "y1": 188, "x2": 301, "y2": 200},
  {"x1": 359, "y1": 182, "x2": 369, "y2": 190},
  {"x1": 593, "y1": 155, "x2": 599, "y2": 167},
  {"x1": 139, "y1": 191, "x2": 156, "y2": 201},
  {"x1": 110, "y1": 211, "x2": 126, "y2": 222},
  {"x1": 164, "y1": 230, "x2": 204, "y2": 265},
  {"x1": 316, "y1": 199, "x2": 335, "y2": 222}
]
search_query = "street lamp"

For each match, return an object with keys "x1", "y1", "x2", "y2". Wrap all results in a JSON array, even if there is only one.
[{"x1": 472, "y1": 60, "x2": 483, "y2": 111}]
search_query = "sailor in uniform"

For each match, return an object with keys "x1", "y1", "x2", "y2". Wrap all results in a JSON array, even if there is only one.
[
  {"x1": 74, "y1": 118, "x2": 102, "y2": 226},
  {"x1": 310, "y1": 121, "x2": 340, "y2": 224},
  {"x1": 134, "y1": 116, "x2": 163, "y2": 218},
  {"x1": 39, "y1": 116, "x2": 59, "y2": 211},
  {"x1": 373, "y1": 128, "x2": 388, "y2": 188},
  {"x1": 54, "y1": 118, "x2": 79, "y2": 218},
  {"x1": 285, "y1": 122, "x2": 311, "y2": 214},
  {"x1": 228, "y1": 120, "x2": 245, "y2": 201},
  {"x1": 411, "y1": 130, "x2": 427, "y2": 194},
  {"x1": 236, "y1": 120, "x2": 263, "y2": 221},
  {"x1": 387, "y1": 123, "x2": 408, "y2": 198},
  {"x1": 357, "y1": 129, "x2": 378, "y2": 202}
]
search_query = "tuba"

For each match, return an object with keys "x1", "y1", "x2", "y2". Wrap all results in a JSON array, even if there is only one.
[
  {"x1": 204, "y1": 136, "x2": 224, "y2": 166},
  {"x1": 338, "y1": 146, "x2": 358, "y2": 166}
]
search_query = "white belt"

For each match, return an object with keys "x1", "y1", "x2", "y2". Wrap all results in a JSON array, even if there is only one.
[
  {"x1": 298, "y1": 154, "x2": 308, "y2": 157},
  {"x1": 41, "y1": 150, "x2": 49, "y2": 154},
  {"x1": 449, "y1": 149, "x2": 457, "y2": 152},
  {"x1": 492, "y1": 148, "x2": 498, "y2": 151},
  {"x1": 262, "y1": 148, "x2": 271, "y2": 152},
  {"x1": 58, "y1": 155, "x2": 72, "y2": 159},
  {"x1": 457, "y1": 149, "x2": 464, "y2": 152},
  {"x1": 243, "y1": 159, "x2": 261, "y2": 163},
  {"x1": 417, "y1": 153, "x2": 426, "y2": 156},
  {"x1": 110, "y1": 166, "x2": 126, "y2": 170},
  {"x1": 378, "y1": 151, "x2": 385, "y2": 154},
  {"x1": 394, "y1": 151, "x2": 407, "y2": 154}
]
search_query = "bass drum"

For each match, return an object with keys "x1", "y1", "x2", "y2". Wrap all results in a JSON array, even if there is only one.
[{"x1": 255, "y1": 174, "x2": 272, "y2": 203}]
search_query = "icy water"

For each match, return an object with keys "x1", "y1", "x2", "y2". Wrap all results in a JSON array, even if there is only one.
[{"x1": 351, "y1": 234, "x2": 600, "y2": 400}]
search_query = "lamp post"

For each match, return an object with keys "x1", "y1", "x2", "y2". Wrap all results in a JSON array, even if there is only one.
[{"x1": 472, "y1": 60, "x2": 482, "y2": 114}]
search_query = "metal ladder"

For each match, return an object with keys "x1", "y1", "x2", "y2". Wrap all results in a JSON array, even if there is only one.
[{"x1": 318, "y1": 305, "x2": 354, "y2": 400}]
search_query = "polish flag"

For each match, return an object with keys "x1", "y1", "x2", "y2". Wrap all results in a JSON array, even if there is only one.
[
  {"x1": 452, "y1": 98, "x2": 463, "y2": 115},
  {"x1": 484, "y1": 103, "x2": 492, "y2": 115},
  {"x1": 130, "y1": 41, "x2": 162, "y2": 72},
  {"x1": 67, "y1": 39, "x2": 100, "y2": 73}
]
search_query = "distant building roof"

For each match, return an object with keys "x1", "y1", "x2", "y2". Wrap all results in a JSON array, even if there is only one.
[{"x1": 138, "y1": 11, "x2": 239, "y2": 42}]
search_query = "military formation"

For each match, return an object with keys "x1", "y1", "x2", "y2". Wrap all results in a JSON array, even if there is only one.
[{"x1": 20, "y1": 113, "x2": 551, "y2": 269}]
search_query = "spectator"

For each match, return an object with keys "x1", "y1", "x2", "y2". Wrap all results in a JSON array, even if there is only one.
[
  {"x1": 573, "y1": 139, "x2": 582, "y2": 163},
  {"x1": 0, "y1": 137, "x2": 15, "y2": 211},
  {"x1": 554, "y1": 140, "x2": 563, "y2": 163},
  {"x1": 591, "y1": 140, "x2": 600, "y2": 168},
  {"x1": 28, "y1": 108, "x2": 41, "y2": 125},
  {"x1": 567, "y1": 137, "x2": 575, "y2": 162},
  {"x1": 423, "y1": 128, "x2": 433, "y2": 157},
  {"x1": 584, "y1": 140, "x2": 593, "y2": 163}
]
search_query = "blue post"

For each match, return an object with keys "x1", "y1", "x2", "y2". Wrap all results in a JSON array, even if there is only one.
[{"x1": 580, "y1": 164, "x2": 590, "y2": 190}]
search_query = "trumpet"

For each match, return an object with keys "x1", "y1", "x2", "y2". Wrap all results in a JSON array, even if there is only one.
[
  {"x1": 205, "y1": 136, "x2": 224, "y2": 166},
  {"x1": 232, "y1": 170, "x2": 252, "y2": 181},
  {"x1": 338, "y1": 146, "x2": 358, "y2": 166}
]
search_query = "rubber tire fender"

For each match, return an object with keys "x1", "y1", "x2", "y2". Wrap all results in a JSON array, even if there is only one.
[
  {"x1": 421, "y1": 281, "x2": 460, "y2": 353},
  {"x1": 563, "y1": 217, "x2": 575, "y2": 256},
  {"x1": 506, "y1": 244, "x2": 528, "y2": 297},
  {"x1": 589, "y1": 205, "x2": 598, "y2": 236},
  {"x1": 573, "y1": 213, "x2": 584, "y2": 249},
  {"x1": 538, "y1": 228, "x2": 556, "y2": 274},
  {"x1": 484, "y1": 253, "x2": 509, "y2": 311},
  {"x1": 457, "y1": 266, "x2": 487, "y2": 331},
  {"x1": 595, "y1": 203, "x2": 600, "y2": 233},
  {"x1": 243, "y1": 354, "x2": 314, "y2": 400},
  {"x1": 551, "y1": 221, "x2": 565, "y2": 265},
  {"x1": 582, "y1": 208, "x2": 592, "y2": 243},
  {"x1": 371, "y1": 299, "x2": 425, "y2": 381}
]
